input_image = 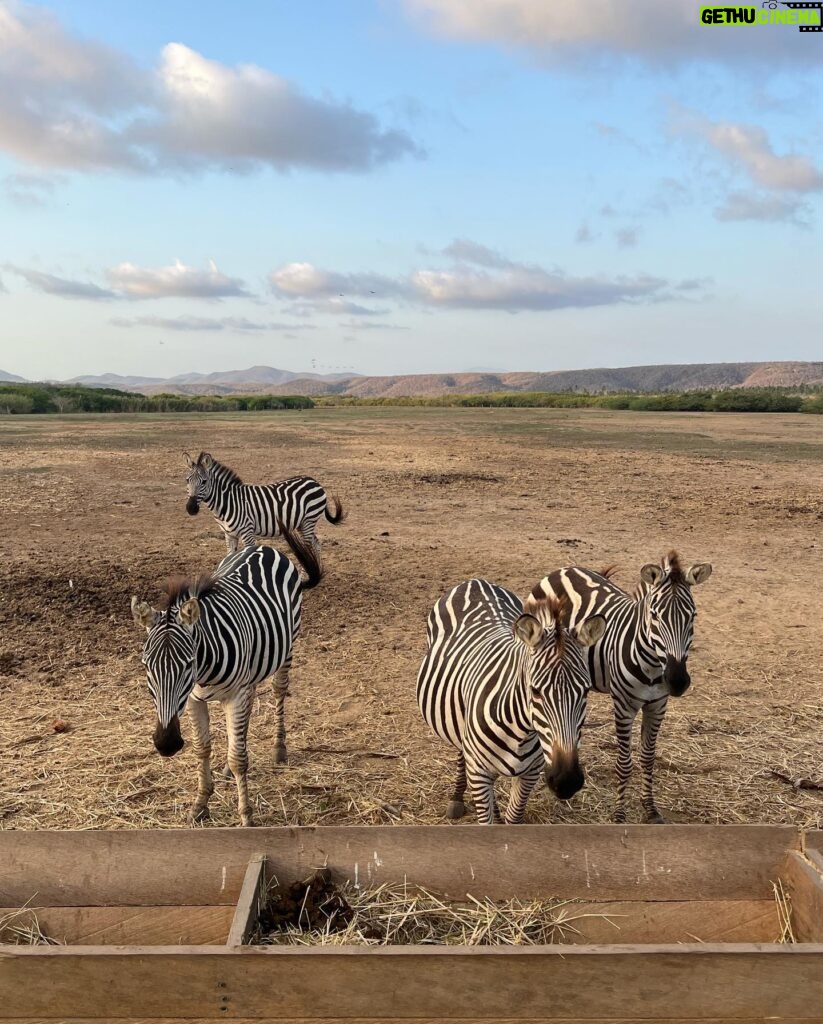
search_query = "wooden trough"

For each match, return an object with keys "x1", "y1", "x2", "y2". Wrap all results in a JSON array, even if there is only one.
[{"x1": 1, "y1": 824, "x2": 823, "y2": 1023}]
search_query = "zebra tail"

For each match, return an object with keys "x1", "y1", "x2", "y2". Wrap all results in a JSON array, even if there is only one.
[
  {"x1": 279, "y1": 522, "x2": 324, "y2": 590},
  {"x1": 324, "y1": 494, "x2": 346, "y2": 524}
]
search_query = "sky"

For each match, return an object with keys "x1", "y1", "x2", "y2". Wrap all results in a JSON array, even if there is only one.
[{"x1": 0, "y1": 0, "x2": 822, "y2": 381}]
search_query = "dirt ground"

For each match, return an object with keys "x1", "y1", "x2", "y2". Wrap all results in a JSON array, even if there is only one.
[{"x1": 0, "y1": 407, "x2": 821, "y2": 831}]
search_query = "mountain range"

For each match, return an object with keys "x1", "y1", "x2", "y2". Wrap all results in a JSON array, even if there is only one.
[{"x1": 3, "y1": 362, "x2": 823, "y2": 397}]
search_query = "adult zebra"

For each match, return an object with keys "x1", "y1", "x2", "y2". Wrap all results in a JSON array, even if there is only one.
[
  {"x1": 184, "y1": 451, "x2": 344, "y2": 560},
  {"x1": 417, "y1": 578, "x2": 605, "y2": 824},
  {"x1": 526, "y1": 551, "x2": 712, "y2": 824},
  {"x1": 131, "y1": 529, "x2": 322, "y2": 826}
]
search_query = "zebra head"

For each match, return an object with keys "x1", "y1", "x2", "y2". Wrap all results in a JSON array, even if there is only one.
[
  {"x1": 131, "y1": 593, "x2": 202, "y2": 757},
  {"x1": 184, "y1": 451, "x2": 214, "y2": 515},
  {"x1": 514, "y1": 605, "x2": 606, "y2": 800},
  {"x1": 639, "y1": 551, "x2": 712, "y2": 697}
]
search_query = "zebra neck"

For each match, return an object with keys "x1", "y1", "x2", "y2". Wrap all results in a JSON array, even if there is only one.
[
  {"x1": 205, "y1": 474, "x2": 242, "y2": 516},
  {"x1": 500, "y1": 668, "x2": 535, "y2": 737},
  {"x1": 630, "y1": 596, "x2": 665, "y2": 680}
]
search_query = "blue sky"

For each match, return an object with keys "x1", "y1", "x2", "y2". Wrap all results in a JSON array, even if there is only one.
[{"x1": 0, "y1": 0, "x2": 821, "y2": 381}]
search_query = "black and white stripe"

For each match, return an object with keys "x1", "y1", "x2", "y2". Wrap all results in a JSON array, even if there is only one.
[
  {"x1": 417, "y1": 579, "x2": 605, "y2": 824},
  {"x1": 185, "y1": 451, "x2": 344, "y2": 560},
  {"x1": 131, "y1": 531, "x2": 322, "y2": 826},
  {"x1": 526, "y1": 551, "x2": 712, "y2": 823}
]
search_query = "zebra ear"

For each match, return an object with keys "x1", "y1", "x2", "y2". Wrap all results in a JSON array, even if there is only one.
[
  {"x1": 198, "y1": 452, "x2": 213, "y2": 469},
  {"x1": 131, "y1": 596, "x2": 160, "y2": 631},
  {"x1": 640, "y1": 563, "x2": 663, "y2": 586},
  {"x1": 574, "y1": 614, "x2": 606, "y2": 647},
  {"x1": 178, "y1": 597, "x2": 201, "y2": 627},
  {"x1": 514, "y1": 614, "x2": 543, "y2": 650},
  {"x1": 184, "y1": 452, "x2": 195, "y2": 468},
  {"x1": 686, "y1": 563, "x2": 712, "y2": 586}
]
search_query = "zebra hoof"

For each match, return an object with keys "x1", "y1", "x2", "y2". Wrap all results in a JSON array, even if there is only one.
[
  {"x1": 643, "y1": 809, "x2": 666, "y2": 824},
  {"x1": 222, "y1": 764, "x2": 234, "y2": 780},
  {"x1": 190, "y1": 806, "x2": 211, "y2": 824},
  {"x1": 446, "y1": 800, "x2": 466, "y2": 820},
  {"x1": 241, "y1": 814, "x2": 255, "y2": 828},
  {"x1": 274, "y1": 746, "x2": 288, "y2": 765}
]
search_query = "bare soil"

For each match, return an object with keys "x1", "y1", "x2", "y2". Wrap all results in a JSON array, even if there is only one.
[{"x1": 0, "y1": 408, "x2": 821, "y2": 830}]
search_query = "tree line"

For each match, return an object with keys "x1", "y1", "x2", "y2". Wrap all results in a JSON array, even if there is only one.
[{"x1": 1, "y1": 382, "x2": 822, "y2": 415}]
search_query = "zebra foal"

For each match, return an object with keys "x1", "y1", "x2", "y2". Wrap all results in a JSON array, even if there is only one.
[
  {"x1": 131, "y1": 528, "x2": 321, "y2": 826},
  {"x1": 417, "y1": 579, "x2": 605, "y2": 824},
  {"x1": 526, "y1": 551, "x2": 711, "y2": 823},
  {"x1": 185, "y1": 451, "x2": 344, "y2": 560}
]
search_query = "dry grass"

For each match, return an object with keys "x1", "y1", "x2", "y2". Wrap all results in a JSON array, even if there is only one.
[
  {"x1": 0, "y1": 907, "x2": 60, "y2": 946},
  {"x1": 255, "y1": 875, "x2": 617, "y2": 947},
  {"x1": 0, "y1": 409, "x2": 822, "y2": 832}
]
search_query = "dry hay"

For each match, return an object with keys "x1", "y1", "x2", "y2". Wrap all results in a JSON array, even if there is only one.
[
  {"x1": 253, "y1": 870, "x2": 614, "y2": 947},
  {"x1": 0, "y1": 907, "x2": 60, "y2": 946}
]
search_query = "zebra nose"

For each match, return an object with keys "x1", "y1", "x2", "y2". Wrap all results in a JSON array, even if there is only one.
[
  {"x1": 545, "y1": 749, "x2": 585, "y2": 801},
  {"x1": 186, "y1": 497, "x2": 200, "y2": 516},
  {"x1": 664, "y1": 656, "x2": 691, "y2": 696},
  {"x1": 154, "y1": 716, "x2": 184, "y2": 757}
]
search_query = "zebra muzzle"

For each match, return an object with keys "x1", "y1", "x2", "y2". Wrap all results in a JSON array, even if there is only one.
[
  {"x1": 154, "y1": 715, "x2": 184, "y2": 757},
  {"x1": 664, "y1": 656, "x2": 691, "y2": 696},
  {"x1": 186, "y1": 497, "x2": 200, "y2": 516},
  {"x1": 545, "y1": 749, "x2": 585, "y2": 801}
]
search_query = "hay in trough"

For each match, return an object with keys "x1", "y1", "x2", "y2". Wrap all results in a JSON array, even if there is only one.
[
  {"x1": 254, "y1": 869, "x2": 614, "y2": 946},
  {"x1": 0, "y1": 908, "x2": 60, "y2": 946}
]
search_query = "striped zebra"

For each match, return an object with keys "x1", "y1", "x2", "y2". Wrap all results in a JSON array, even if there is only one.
[
  {"x1": 417, "y1": 579, "x2": 605, "y2": 824},
  {"x1": 526, "y1": 551, "x2": 712, "y2": 824},
  {"x1": 131, "y1": 529, "x2": 322, "y2": 826},
  {"x1": 184, "y1": 451, "x2": 344, "y2": 560}
]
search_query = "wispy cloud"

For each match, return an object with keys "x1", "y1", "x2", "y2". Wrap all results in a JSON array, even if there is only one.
[
  {"x1": 714, "y1": 191, "x2": 810, "y2": 225},
  {"x1": 269, "y1": 239, "x2": 687, "y2": 314},
  {"x1": 406, "y1": 0, "x2": 820, "y2": 68},
  {"x1": 615, "y1": 226, "x2": 640, "y2": 248},
  {"x1": 0, "y1": 3, "x2": 422, "y2": 175},
  {"x1": 4, "y1": 171, "x2": 63, "y2": 207},
  {"x1": 4, "y1": 264, "x2": 116, "y2": 299},
  {"x1": 111, "y1": 315, "x2": 318, "y2": 331}
]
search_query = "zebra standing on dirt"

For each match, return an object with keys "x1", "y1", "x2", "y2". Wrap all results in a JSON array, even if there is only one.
[
  {"x1": 131, "y1": 529, "x2": 322, "y2": 826},
  {"x1": 184, "y1": 451, "x2": 344, "y2": 560},
  {"x1": 526, "y1": 551, "x2": 712, "y2": 824},
  {"x1": 417, "y1": 578, "x2": 605, "y2": 824}
]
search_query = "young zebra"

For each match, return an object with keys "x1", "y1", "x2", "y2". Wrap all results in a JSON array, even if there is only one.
[
  {"x1": 526, "y1": 551, "x2": 712, "y2": 824},
  {"x1": 131, "y1": 529, "x2": 322, "y2": 826},
  {"x1": 417, "y1": 579, "x2": 605, "y2": 824},
  {"x1": 184, "y1": 451, "x2": 344, "y2": 560}
]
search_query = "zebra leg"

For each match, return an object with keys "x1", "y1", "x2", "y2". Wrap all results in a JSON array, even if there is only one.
[
  {"x1": 504, "y1": 760, "x2": 543, "y2": 825},
  {"x1": 640, "y1": 697, "x2": 669, "y2": 824},
  {"x1": 224, "y1": 690, "x2": 255, "y2": 827},
  {"x1": 466, "y1": 762, "x2": 500, "y2": 825},
  {"x1": 446, "y1": 750, "x2": 468, "y2": 819},
  {"x1": 272, "y1": 661, "x2": 291, "y2": 764},
  {"x1": 187, "y1": 698, "x2": 214, "y2": 824},
  {"x1": 221, "y1": 526, "x2": 238, "y2": 555},
  {"x1": 613, "y1": 701, "x2": 638, "y2": 824}
]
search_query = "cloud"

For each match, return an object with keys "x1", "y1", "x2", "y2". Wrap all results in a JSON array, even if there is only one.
[
  {"x1": 6, "y1": 258, "x2": 249, "y2": 301},
  {"x1": 106, "y1": 260, "x2": 249, "y2": 299},
  {"x1": 4, "y1": 171, "x2": 63, "y2": 207},
  {"x1": 406, "y1": 0, "x2": 820, "y2": 68},
  {"x1": 615, "y1": 226, "x2": 639, "y2": 248},
  {"x1": 4, "y1": 264, "x2": 116, "y2": 299},
  {"x1": 0, "y1": 3, "x2": 421, "y2": 175},
  {"x1": 269, "y1": 240, "x2": 681, "y2": 314},
  {"x1": 111, "y1": 315, "x2": 317, "y2": 331},
  {"x1": 575, "y1": 223, "x2": 594, "y2": 243},
  {"x1": 673, "y1": 108, "x2": 823, "y2": 192},
  {"x1": 338, "y1": 320, "x2": 411, "y2": 331},
  {"x1": 714, "y1": 191, "x2": 810, "y2": 225}
]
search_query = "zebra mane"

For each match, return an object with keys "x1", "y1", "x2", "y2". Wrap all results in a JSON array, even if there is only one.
[
  {"x1": 665, "y1": 549, "x2": 685, "y2": 584},
  {"x1": 528, "y1": 593, "x2": 570, "y2": 652},
  {"x1": 159, "y1": 573, "x2": 216, "y2": 619},
  {"x1": 598, "y1": 564, "x2": 619, "y2": 581},
  {"x1": 197, "y1": 452, "x2": 244, "y2": 485}
]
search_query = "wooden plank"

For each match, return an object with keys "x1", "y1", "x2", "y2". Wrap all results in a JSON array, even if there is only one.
[
  {"x1": 803, "y1": 829, "x2": 823, "y2": 858},
  {"x1": 0, "y1": 907, "x2": 232, "y2": 947},
  {"x1": 0, "y1": 825, "x2": 799, "y2": 907},
  {"x1": 226, "y1": 855, "x2": 266, "y2": 947},
  {"x1": 784, "y1": 850, "x2": 823, "y2": 942},
  {"x1": 2, "y1": 945, "x2": 823, "y2": 1019},
  {"x1": 8, "y1": 1019, "x2": 823, "y2": 1024}
]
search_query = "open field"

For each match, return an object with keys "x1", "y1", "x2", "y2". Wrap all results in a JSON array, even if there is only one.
[{"x1": 0, "y1": 407, "x2": 821, "y2": 831}]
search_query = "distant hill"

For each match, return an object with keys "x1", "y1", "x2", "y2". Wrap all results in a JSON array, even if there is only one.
[
  {"x1": 0, "y1": 369, "x2": 27, "y2": 382},
  {"x1": 5, "y1": 361, "x2": 823, "y2": 396}
]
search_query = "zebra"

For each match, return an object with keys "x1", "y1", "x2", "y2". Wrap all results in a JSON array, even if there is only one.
[
  {"x1": 184, "y1": 451, "x2": 344, "y2": 560},
  {"x1": 131, "y1": 527, "x2": 322, "y2": 827},
  {"x1": 526, "y1": 551, "x2": 712, "y2": 824},
  {"x1": 417, "y1": 578, "x2": 606, "y2": 824}
]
